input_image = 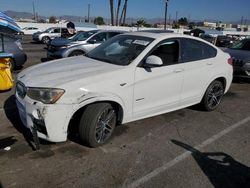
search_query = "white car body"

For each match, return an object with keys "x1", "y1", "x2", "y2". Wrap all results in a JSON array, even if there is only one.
[
  {"x1": 16, "y1": 32, "x2": 233, "y2": 142},
  {"x1": 22, "y1": 27, "x2": 41, "y2": 35}
]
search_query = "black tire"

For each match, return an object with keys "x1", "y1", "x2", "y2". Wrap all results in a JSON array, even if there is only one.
[
  {"x1": 69, "y1": 50, "x2": 85, "y2": 57},
  {"x1": 79, "y1": 103, "x2": 117, "y2": 147},
  {"x1": 9, "y1": 60, "x2": 15, "y2": 72},
  {"x1": 42, "y1": 36, "x2": 50, "y2": 44},
  {"x1": 200, "y1": 80, "x2": 224, "y2": 111}
]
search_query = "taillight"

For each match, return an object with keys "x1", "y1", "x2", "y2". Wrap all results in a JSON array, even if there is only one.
[{"x1": 228, "y1": 57, "x2": 233, "y2": 66}]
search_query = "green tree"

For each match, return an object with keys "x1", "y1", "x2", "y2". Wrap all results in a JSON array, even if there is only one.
[
  {"x1": 94, "y1": 17, "x2": 105, "y2": 25},
  {"x1": 178, "y1": 17, "x2": 188, "y2": 26},
  {"x1": 49, "y1": 16, "x2": 57, "y2": 23}
]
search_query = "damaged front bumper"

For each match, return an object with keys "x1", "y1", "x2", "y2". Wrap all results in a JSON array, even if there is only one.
[{"x1": 16, "y1": 94, "x2": 74, "y2": 143}]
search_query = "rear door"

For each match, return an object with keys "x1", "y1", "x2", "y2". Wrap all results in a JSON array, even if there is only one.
[{"x1": 179, "y1": 38, "x2": 218, "y2": 106}]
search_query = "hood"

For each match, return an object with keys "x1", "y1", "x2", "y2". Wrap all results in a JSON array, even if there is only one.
[
  {"x1": 50, "y1": 37, "x2": 72, "y2": 47},
  {"x1": 18, "y1": 56, "x2": 123, "y2": 88},
  {"x1": 224, "y1": 48, "x2": 250, "y2": 61}
]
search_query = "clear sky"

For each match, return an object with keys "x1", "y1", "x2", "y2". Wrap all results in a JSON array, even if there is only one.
[{"x1": 0, "y1": 0, "x2": 250, "y2": 22}]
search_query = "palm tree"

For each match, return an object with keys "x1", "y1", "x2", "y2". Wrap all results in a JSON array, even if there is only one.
[
  {"x1": 119, "y1": 0, "x2": 128, "y2": 26},
  {"x1": 109, "y1": 0, "x2": 114, "y2": 25},
  {"x1": 115, "y1": 0, "x2": 122, "y2": 26},
  {"x1": 123, "y1": 0, "x2": 128, "y2": 25}
]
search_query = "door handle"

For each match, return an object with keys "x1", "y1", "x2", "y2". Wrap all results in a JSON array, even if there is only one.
[
  {"x1": 174, "y1": 69, "x2": 184, "y2": 73},
  {"x1": 207, "y1": 62, "x2": 213, "y2": 65}
]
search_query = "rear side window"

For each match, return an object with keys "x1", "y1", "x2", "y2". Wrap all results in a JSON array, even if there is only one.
[{"x1": 181, "y1": 39, "x2": 217, "y2": 63}]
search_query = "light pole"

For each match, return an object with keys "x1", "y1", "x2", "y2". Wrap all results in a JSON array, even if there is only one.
[{"x1": 164, "y1": 0, "x2": 169, "y2": 30}]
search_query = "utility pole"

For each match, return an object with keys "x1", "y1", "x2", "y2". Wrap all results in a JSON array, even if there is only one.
[
  {"x1": 123, "y1": 0, "x2": 128, "y2": 26},
  {"x1": 32, "y1": 1, "x2": 36, "y2": 21},
  {"x1": 87, "y1": 4, "x2": 90, "y2": 23},
  {"x1": 175, "y1": 11, "x2": 178, "y2": 22},
  {"x1": 164, "y1": 0, "x2": 169, "y2": 30}
]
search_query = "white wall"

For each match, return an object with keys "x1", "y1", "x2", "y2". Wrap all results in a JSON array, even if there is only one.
[
  {"x1": 17, "y1": 22, "x2": 188, "y2": 34},
  {"x1": 17, "y1": 22, "x2": 250, "y2": 36}
]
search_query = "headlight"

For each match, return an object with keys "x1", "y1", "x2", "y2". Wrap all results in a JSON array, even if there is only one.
[
  {"x1": 60, "y1": 45, "x2": 70, "y2": 49},
  {"x1": 26, "y1": 87, "x2": 65, "y2": 104}
]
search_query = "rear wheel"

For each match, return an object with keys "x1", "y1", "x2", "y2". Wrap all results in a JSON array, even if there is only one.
[
  {"x1": 79, "y1": 103, "x2": 117, "y2": 147},
  {"x1": 200, "y1": 80, "x2": 224, "y2": 111},
  {"x1": 69, "y1": 50, "x2": 85, "y2": 57}
]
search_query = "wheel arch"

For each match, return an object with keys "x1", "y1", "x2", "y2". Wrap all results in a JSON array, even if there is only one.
[{"x1": 67, "y1": 98, "x2": 125, "y2": 136}]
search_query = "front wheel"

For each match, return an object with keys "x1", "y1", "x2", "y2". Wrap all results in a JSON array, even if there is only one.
[
  {"x1": 200, "y1": 80, "x2": 224, "y2": 111},
  {"x1": 42, "y1": 36, "x2": 50, "y2": 44},
  {"x1": 79, "y1": 103, "x2": 117, "y2": 147}
]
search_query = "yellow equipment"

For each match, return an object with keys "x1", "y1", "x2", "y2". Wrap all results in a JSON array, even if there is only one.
[{"x1": 0, "y1": 57, "x2": 13, "y2": 91}]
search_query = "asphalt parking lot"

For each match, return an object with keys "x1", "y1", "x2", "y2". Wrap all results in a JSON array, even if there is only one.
[{"x1": 0, "y1": 36, "x2": 250, "y2": 188}]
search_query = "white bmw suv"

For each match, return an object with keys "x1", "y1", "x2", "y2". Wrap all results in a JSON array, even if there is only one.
[{"x1": 16, "y1": 31, "x2": 233, "y2": 147}]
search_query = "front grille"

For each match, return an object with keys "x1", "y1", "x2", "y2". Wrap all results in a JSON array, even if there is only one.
[
  {"x1": 16, "y1": 82, "x2": 27, "y2": 99},
  {"x1": 233, "y1": 59, "x2": 245, "y2": 67}
]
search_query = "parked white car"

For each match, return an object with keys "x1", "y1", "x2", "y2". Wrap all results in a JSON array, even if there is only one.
[
  {"x1": 16, "y1": 31, "x2": 233, "y2": 147},
  {"x1": 22, "y1": 27, "x2": 41, "y2": 35}
]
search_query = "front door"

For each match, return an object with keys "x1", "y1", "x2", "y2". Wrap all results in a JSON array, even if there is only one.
[{"x1": 133, "y1": 39, "x2": 184, "y2": 120}]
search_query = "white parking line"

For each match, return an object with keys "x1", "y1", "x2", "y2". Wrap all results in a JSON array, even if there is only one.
[{"x1": 127, "y1": 116, "x2": 250, "y2": 188}]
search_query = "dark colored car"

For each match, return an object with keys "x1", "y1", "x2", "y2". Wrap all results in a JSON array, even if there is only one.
[
  {"x1": 47, "y1": 30, "x2": 124, "y2": 59},
  {"x1": 215, "y1": 35, "x2": 234, "y2": 48},
  {"x1": 199, "y1": 34, "x2": 215, "y2": 43},
  {"x1": 0, "y1": 33, "x2": 27, "y2": 69},
  {"x1": 225, "y1": 39, "x2": 250, "y2": 78}
]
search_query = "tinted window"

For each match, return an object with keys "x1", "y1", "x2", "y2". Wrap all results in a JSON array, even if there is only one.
[
  {"x1": 181, "y1": 39, "x2": 217, "y2": 62},
  {"x1": 61, "y1": 28, "x2": 68, "y2": 33},
  {"x1": 91, "y1": 33, "x2": 107, "y2": 43},
  {"x1": 150, "y1": 40, "x2": 179, "y2": 66},
  {"x1": 53, "y1": 28, "x2": 61, "y2": 33}
]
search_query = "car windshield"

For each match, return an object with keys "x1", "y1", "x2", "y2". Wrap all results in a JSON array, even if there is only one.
[
  {"x1": 44, "y1": 28, "x2": 55, "y2": 33},
  {"x1": 71, "y1": 30, "x2": 98, "y2": 41},
  {"x1": 86, "y1": 35, "x2": 154, "y2": 66}
]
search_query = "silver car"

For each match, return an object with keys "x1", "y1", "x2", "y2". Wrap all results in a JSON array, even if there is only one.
[
  {"x1": 47, "y1": 30, "x2": 125, "y2": 59},
  {"x1": 32, "y1": 27, "x2": 69, "y2": 44}
]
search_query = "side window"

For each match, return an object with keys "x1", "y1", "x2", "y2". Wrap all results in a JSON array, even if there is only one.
[
  {"x1": 53, "y1": 28, "x2": 60, "y2": 33},
  {"x1": 242, "y1": 41, "x2": 250, "y2": 51},
  {"x1": 150, "y1": 40, "x2": 179, "y2": 66},
  {"x1": 91, "y1": 33, "x2": 107, "y2": 43},
  {"x1": 61, "y1": 28, "x2": 68, "y2": 34},
  {"x1": 181, "y1": 39, "x2": 217, "y2": 63}
]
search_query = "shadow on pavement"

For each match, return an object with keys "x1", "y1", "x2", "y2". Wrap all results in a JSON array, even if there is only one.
[
  {"x1": 172, "y1": 140, "x2": 250, "y2": 188},
  {"x1": 233, "y1": 77, "x2": 250, "y2": 84},
  {"x1": 41, "y1": 57, "x2": 52, "y2": 62},
  {"x1": 4, "y1": 95, "x2": 36, "y2": 150},
  {"x1": 0, "y1": 136, "x2": 17, "y2": 150}
]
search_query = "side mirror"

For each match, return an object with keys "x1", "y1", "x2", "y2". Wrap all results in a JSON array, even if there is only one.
[
  {"x1": 88, "y1": 39, "x2": 97, "y2": 44},
  {"x1": 144, "y1": 55, "x2": 163, "y2": 67}
]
